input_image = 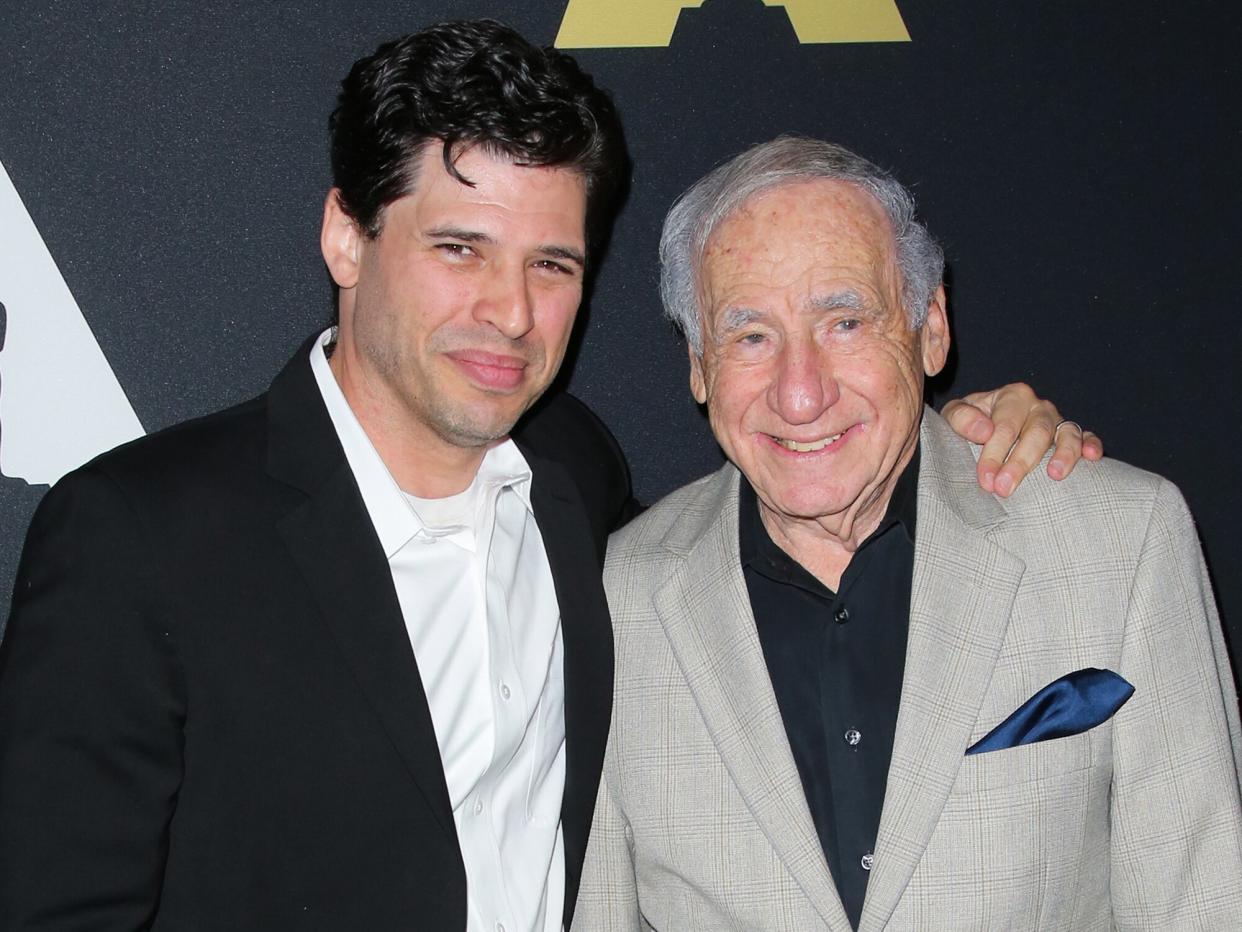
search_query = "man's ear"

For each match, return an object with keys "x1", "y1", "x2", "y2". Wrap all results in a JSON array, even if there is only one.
[
  {"x1": 920, "y1": 283, "x2": 950, "y2": 377},
  {"x1": 689, "y1": 342, "x2": 708, "y2": 404},
  {"x1": 321, "y1": 189, "x2": 362, "y2": 290}
]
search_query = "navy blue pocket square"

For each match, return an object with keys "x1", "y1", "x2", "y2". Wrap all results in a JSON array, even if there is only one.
[{"x1": 965, "y1": 668, "x2": 1134, "y2": 755}]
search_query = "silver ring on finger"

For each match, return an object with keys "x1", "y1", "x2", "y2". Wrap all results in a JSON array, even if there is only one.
[{"x1": 1054, "y1": 418, "x2": 1083, "y2": 439}]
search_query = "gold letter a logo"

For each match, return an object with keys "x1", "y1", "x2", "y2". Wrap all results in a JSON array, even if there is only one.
[{"x1": 555, "y1": 0, "x2": 910, "y2": 48}]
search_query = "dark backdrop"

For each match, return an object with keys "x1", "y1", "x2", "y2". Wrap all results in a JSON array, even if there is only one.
[{"x1": 2, "y1": 1, "x2": 1239, "y2": 667}]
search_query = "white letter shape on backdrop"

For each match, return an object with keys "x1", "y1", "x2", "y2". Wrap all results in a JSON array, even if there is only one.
[{"x1": 0, "y1": 160, "x2": 144, "y2": 486}]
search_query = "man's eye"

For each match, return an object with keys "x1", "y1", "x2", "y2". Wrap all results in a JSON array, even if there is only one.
[
  {"x1": 739, "y1": 332, "x2": 767, "y2": 345},
  {"x1": 534, "y1": 259, "x2": 573, "y2": 275},
  {"x1": 436, "y1": 243, "x2": 475, "y2": 258},
  {"x1": 834, "y1": 318, "x2": 862, "y2": 332}
]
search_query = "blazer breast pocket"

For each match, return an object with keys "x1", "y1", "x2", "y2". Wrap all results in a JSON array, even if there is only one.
[{"x1": 952, "y1": 730, "x2": 1092, "y2": 795}]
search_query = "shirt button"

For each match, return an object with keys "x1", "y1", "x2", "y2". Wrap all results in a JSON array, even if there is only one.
[
  {"x1": 844, "y1": 728, "x2": 862, "y2": 747},
  {"x1": 834, "y1": 605, "x2": 850, "y2": 625},
  {"x1": 861, "y1": 853, "x2": 874, "y2": 871},
  {"x1": 473, "y1": 799, "x2": 483, "y2": 816},
  {"x1": 499, "y1": 682, "x2": 511, "y2": 701}
]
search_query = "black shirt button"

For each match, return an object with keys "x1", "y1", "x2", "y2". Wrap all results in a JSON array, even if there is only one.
[{"x1": 834, "y1": 605, "x2": 850, "y2": 625}]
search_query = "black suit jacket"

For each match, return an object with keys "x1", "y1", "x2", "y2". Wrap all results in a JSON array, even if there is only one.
[{"x1": 0, "y1": 338, "x2": 628, "y2": 930}]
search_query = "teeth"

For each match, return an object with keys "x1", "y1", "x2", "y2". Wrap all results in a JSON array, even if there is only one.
[{"x1": 776, "y1": 432, "x2": 842, "y2": 453}]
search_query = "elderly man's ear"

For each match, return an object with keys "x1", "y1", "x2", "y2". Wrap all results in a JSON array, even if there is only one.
[
  {"x1": 689, "y1": 346, "x2": 707, "y2": 405},
  {"x1": 920, "y1": 284, "x2": 950, "y2": 378}
]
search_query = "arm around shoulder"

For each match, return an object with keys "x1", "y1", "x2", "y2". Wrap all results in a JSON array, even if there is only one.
[
  {"x1": 0, "y1": 467, "x2": 185, "y2": 928},
  {"x1": 1109, "y1": 478, "x2": 1242, "y2": 928}
]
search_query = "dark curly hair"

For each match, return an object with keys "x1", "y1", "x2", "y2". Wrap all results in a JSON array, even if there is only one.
[{"x1": 329, "y1": 20, "x2": 628, "y2": 251}]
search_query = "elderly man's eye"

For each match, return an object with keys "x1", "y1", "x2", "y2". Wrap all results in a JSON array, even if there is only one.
[
  {"x1": 834, "y1": 318, "x2": 862, "y2": 332},
  {"x1": 739, "y1": 332, "x2": 767, "y2": 345}
]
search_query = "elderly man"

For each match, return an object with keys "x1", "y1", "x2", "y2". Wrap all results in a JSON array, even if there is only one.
[{"x1": 576, "y1": 136, "x2": 1242, "y2": 930}]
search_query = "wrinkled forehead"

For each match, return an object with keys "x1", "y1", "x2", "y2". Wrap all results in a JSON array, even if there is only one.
[
  {"x1": 697, "y1": 179, "x2": 899, "y2": 307},
  {"x1": 706, "y1": 178, "x2": 894, "y2": 252}
]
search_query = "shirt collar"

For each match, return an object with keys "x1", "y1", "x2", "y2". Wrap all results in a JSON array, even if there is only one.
[
  {"x1": 739, "y1": 442, "x2": 921, "y2": 584},
  {"x1": 308, "y1": 328, "x2": 534, "y2": 559},
  {"x1": 472, "y1": 434, "x2": 534, "y2": 513}
]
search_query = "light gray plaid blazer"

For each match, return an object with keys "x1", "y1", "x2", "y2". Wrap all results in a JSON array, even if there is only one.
[{"x1": 574, "y1": 409, "x2": 1242, "y2": 931}]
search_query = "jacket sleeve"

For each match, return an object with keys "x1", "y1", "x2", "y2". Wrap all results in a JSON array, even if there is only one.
[
  {"x1": 1109, "y1": 478, "x2": 1242, "y2": 928},
  {"x1": 0, "y1": 467, "x2": 185, "y2": 929},
  {"x1": 571, "y1": 734, "x2": 646, "y2": 932}
]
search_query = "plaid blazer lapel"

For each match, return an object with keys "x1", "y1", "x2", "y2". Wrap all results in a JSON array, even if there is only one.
[
  {"x1": 651, "y1": 466, "x2": 853, "y2": 931},
  {"x1": 859, "y1": 410, "x2": 1026, "y2": 931}
]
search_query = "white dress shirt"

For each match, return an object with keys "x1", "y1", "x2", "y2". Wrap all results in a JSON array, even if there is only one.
[{"x1": 310, "y1": 329, "x2": 566, "y2": 932}]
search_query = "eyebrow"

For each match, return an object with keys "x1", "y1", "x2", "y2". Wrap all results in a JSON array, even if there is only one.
[
  {"x1": 537, "y1": 244, "x2": 586, "y2": 268},
  {"x1": 716, "y1": 288, "x2": 868, "y2": 333},
  {"x1": 717, "y1": 307, "x2": 764, "y2": 337},
  {"x1": 426, "y1": 225, "x2": 494, "y2": 244},
  {"x1": 426, "y1": 226, "x2": 585, "y2": 269},
  {"x1": 809, "y1": 289, "x2": 865, "y2": 312}
]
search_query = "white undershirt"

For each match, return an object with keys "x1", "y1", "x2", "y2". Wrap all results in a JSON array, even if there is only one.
[{"x1": 310, "y1": 329, "x2": 566, "y2": 932}]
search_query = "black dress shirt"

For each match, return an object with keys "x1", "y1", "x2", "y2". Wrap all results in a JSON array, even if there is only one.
[{"x1": 740, "y1": 447, "x2": 919, "y2": 930}]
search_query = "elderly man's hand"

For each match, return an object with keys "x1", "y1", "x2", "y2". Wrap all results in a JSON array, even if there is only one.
[{"x1": 942, "y1": 384, "x2": 1103, "y2": 498}]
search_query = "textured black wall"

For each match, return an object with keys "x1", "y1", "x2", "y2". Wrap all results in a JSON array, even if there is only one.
[{"x1": 1, "y1": 1, "x2": 1239, "y2": 663}]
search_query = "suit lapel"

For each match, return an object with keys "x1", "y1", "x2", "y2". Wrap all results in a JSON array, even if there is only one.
[
  {"x1": 265, "y1": 341, "x2": 456, "y2": 841},
  {"x1": 522, "y1": 451, "x2": 614, "y2": 926},
  {"x1": 859, "y1": 411, "x2": 1025, "y2": 931},
  {"x1": 653, "y1": 467, "x2": 854, "y2": 931}
]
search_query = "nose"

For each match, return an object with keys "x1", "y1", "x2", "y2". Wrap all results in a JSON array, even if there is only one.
[
  {"x1": 771, "y1": 336, "x2": 838, "y2": 425},
  {"x1": 472, "y1": 262, "x2": 535, "y2": 340}
]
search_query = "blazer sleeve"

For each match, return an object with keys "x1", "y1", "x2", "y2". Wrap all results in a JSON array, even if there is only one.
[
  {"x1": 571, "y1": 735, "x2": 645, "y2": 932},
  {"x1": 1109, "y1": 478, "x2": 1242, "y2": 928},
  {"x1": 0, "y1": 467, "x2": 185, "y2": 929}
]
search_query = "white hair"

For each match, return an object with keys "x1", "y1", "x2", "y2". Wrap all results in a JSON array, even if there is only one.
[{"x1": 659, "y1": 135, "x2": 945, "y2": 354}]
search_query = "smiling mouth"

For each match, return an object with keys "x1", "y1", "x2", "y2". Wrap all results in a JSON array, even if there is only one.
[
  {"x1": 447, "y1": 350, "x2": 529, "y2": 391},
  {"x1": 769, "y1": 427, "x2": 855, "y2": 453}
]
